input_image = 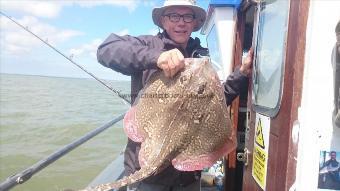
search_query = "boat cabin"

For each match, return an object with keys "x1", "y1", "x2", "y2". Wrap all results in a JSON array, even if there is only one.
[{"x1": 201, "y1": 0, "x2": 340, "y2": 190}]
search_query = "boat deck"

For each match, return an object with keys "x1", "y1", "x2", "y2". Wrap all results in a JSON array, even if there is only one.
[{"x1": 89, "y1": 154, "x2": 224, "y2": 191}]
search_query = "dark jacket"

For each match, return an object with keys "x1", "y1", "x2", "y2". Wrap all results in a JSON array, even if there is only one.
[{"x1": 97, "y1": 32, "x2": 248, "y2": 186}]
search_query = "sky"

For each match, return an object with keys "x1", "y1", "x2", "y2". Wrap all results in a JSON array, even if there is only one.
[{"x1": 0, "y1": 0, "x2": 210, "y2": 81}]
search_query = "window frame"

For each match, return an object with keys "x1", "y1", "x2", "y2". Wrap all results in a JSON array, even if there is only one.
[{"x1": 251, "y1": 0, "x2": 291, "y2": 117}]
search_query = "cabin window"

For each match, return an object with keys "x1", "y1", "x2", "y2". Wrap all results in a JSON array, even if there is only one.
[
  {"x1": 207, "y1": 25, "x2": 223, "y2": 79},
  {"x1": 252, "y1": 0, "x2": 290, "y2": 117}
]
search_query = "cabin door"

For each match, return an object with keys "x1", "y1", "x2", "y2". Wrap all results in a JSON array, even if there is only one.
[
  {"x1": 241, "y1": 0, "x2": 293, "y2": 190},
  {"x1": 237, "y1": 1, "x2": 287, "y2": 190},
  {"x1": 235, "y1": 0, "x2": 308, "y2": 190}
]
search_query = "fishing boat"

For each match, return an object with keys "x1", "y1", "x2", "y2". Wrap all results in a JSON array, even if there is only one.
[{"x1": 1, "y1": 0, "x2": 340, "y2": 190}]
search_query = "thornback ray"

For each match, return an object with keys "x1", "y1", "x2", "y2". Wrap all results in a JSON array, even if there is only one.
[{"x1": 79, "y1": 58, "x2": 236, "y2": 191}]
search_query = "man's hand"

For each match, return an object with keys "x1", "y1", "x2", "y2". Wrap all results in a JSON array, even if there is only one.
[
  {"x1": 157, "y1": 49, "x2": 185, "y2": 78},
  {"x1": 240, "y1": 48, "x2": 254, "y2": 76}
]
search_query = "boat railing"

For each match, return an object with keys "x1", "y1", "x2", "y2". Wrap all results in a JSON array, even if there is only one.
[
  {"x1": 0, "y1": 113, "x2": 126, "y2": 191},
  {"x1": 88, "y1": 153, "x2": 125, "y2": 188}
]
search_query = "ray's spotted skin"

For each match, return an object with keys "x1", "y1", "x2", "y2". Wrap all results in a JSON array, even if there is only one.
[{"x1": 81, "y1": 58, "x2": 236, "y2": 191}]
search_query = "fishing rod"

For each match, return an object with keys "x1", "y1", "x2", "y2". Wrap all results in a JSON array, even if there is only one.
[
  {"x1": 0, "y1": 11, "x2": 131, "y2": 105},
  {"x1": 0, "y1": 113, "x2": 125, "y2": 190}
]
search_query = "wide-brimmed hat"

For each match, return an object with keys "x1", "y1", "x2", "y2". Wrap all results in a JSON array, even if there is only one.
[{"x1": 152, "y1": 0, "x2": 207, "y2": 32}]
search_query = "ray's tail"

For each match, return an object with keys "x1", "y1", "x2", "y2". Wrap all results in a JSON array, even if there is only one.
[{"x1": 80, "y1": 162, "x2": 161, "y2": 191}]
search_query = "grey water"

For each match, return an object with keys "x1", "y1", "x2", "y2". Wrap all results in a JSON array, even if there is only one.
[{"x1": 0, "y1": 73, "x2": 130, "y2": 191}]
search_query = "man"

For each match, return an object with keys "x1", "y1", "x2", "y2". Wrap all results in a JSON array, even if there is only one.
[
  {"x1": 319, "y1": 151, "x2": 340, "y2": 189},
  {"x1": 97, "y1": 0, "x2": 253, "y2": 190},
  {"x1": 332, "y1": 20, "x2": 340, "y2": 128}
]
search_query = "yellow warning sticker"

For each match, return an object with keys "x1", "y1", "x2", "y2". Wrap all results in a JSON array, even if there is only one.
[
  {"x1": 252, "y1": 114, "x2": 270, "y2": 190},
  {"x1": 255, "y1": 119, "x2": 265, "y2": 149},
  {"x1": 252, "y1": 144, "x2": 267, "y2": 189}
]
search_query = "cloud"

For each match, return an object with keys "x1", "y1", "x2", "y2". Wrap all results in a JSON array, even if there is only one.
[
  {"x1": 1, "y1": 15, "x2": 83, "y2": 55},
  {"x1": 68, "y1": 29, "x2": 130, "y2": 60},
  {"x1": 142, "y1": 1, "x2": 158, "y2": 7},
  {"x1": 0, "y1": 0, "x2": 141, "y2": 18},
  {"x1": 117, "y1": 29, "x2": 129, "y2": 36},
  {"x1": 73, "y1": 0, "x2": 139, "y2": 12},
  {"x1": 148, "y1": 28, "x2": 159, "y2": 35},
  {"x1": 0, "y1": 0, "x2": 146, "y2": 80},
  {"x1": 0, "y1": 1, "x2": 63, "y2": 18},
  {"x1": 68, "y1": 26, "x2": 149, "y2": 61},
  {"x1": 69, "y1": 39, "x2": 102, "y2": 59}
]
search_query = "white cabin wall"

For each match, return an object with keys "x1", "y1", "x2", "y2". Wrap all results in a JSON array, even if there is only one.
[
  {"x1": 201, "y1": 6, "x2": 238, "y2": 81},
  {"x1": 214, "y1": 7, "x2": 237, "y2": 78},
  {"x1": 295, "y1": 0, "x2": 340, "y2": 190}
]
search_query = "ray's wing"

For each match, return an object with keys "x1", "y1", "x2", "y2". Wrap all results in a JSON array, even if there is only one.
[
  {"x1": 170, "y1": 60, "x2": 237, "y2": 171},
  {"x1": 123, "y1": 106, "x2": 145, "y2": 142},
  {"x1": 135, "y1": 71, "x2": 190, "y2": 167}
]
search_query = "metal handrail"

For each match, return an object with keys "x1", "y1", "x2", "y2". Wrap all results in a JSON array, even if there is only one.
[{"x1": 0, "y1": 113, "x2": 126, "y2": 191}]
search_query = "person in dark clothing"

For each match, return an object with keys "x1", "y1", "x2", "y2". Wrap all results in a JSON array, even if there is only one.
[
  {"x1": 333, "y1": 20, "x2": 340, "y2": 128},
  {"x1": 97, "y1": 0, "x2": 253, "y2": 190},
  {"x1": 319, "y1": 151, "x2": 340, "y2": 189}
]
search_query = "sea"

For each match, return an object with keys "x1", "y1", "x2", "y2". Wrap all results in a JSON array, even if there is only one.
[{"x1": 0, "y1": 73, "x2": 130, "y2": 191}]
